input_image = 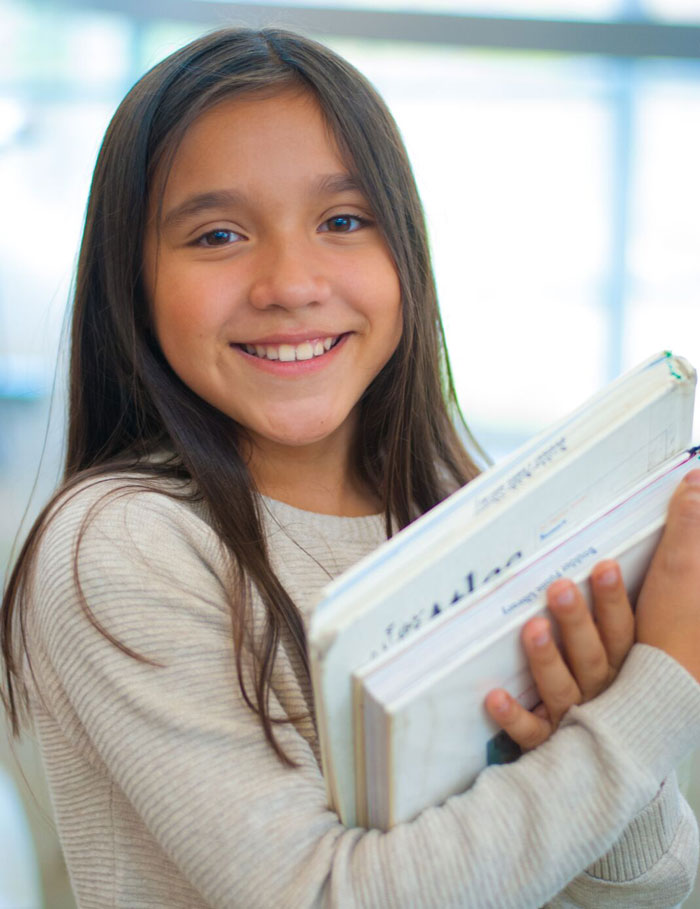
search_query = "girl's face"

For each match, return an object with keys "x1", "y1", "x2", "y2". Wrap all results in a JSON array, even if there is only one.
[{"x1": 143, "y1": 89, "x2": 402, "y2": 459}]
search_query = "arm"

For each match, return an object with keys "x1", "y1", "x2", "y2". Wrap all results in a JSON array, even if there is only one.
[
  {"x1": 549, "y1": 772, "x2": 699, "y2": 908},
  {"x1": 27, "y1": 481, "x2": 700, "y2": 909}
]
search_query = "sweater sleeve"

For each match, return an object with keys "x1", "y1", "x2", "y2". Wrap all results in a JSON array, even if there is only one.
[
  {"x1": 27, "y1": 484, "x2": 700, "y2": 909},
  {"x1": 547, "y1": 772, "x2": 699, "y2": 908}
]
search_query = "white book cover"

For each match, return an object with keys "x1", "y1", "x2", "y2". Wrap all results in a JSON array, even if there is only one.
[
  {"x1": 358, "y1": 449, "x2": 700, "y2": 829},
  {"x1": 309, "y1": 352, "x2": 696, "y2": 826}
]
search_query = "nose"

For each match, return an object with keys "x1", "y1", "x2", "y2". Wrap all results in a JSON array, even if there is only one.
[{"x1": 248, "y1": 237, "x2": 332, "y2": 311}]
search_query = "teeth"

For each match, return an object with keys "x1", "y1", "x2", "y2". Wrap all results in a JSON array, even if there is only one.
[
  {"x1": 295, "y1": 342, "x2": 314, "y2": 361},
  {"x1": 242, "y1": 336, "x2": 339, "y2": 362}
]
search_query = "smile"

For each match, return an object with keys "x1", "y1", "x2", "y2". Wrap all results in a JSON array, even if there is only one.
[{"x1": 238, "y1": 336, "x2": 343, "y2": 362}]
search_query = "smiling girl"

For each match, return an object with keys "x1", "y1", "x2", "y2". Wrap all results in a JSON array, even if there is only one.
[{"x1": 3, "y1": 27, "x2": 700, "y2": 909}]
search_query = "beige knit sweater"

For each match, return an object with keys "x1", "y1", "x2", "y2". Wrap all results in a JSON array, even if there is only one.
[{"x1": 24, "y1": 474, "x2": 700, "y2": 908}]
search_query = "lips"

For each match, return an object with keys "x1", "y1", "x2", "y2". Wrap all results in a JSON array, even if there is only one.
[{"x1": 236, "y1": 335, "x2": 343, "y2": 362}]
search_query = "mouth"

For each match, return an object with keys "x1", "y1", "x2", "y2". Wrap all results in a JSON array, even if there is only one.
[{"x1": 234, "y1": 334, "x2": 345, "y2": 362}]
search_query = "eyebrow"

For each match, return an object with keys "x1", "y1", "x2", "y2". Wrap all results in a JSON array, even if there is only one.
[
  {"x1": 162, "y1": 189, "x2": 243, "y2": 230},
  {"x1": 161, "y1": 173, "x2": 364, "y2": 230}
]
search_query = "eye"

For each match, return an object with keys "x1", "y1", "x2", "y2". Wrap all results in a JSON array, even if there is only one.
[
  {"x1": 320, "y1": 214, "x2": 369, "y2": 233},
  {"x1": 196, "y1": 228, "x2": 243, "y2": 247}
]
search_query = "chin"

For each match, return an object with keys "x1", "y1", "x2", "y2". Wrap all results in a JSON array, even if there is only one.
[
  {"x1": 269, "y1": 428, "x2": 339, "y2": 448},
  {"x1": 256, "y1": 413, "x2": 348, "y2": 449}
]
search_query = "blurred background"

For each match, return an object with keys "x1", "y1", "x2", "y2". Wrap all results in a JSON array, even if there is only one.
[{"x1": 1, "y1": 0, "x2": 700, "y2": 905}]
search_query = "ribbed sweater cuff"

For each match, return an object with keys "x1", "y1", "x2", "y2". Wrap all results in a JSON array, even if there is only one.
[
  {"x1": 586, "y1": 773, "x2": 680, "y2": 880},
  {"x1": 566, "y1": 644, "x2": 700, "y2": 783}
]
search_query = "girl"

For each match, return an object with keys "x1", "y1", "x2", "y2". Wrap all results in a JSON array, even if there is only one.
[{"x1": 3, "y1": 26, "x2": 700, "y2": 909}]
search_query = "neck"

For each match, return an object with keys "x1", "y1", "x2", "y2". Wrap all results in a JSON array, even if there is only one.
[{"x1": 245, "y1": 427, "x2": 380, "y2": 518}]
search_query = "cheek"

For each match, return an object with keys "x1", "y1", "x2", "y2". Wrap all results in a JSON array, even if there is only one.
[
  {"x1": 350, "y1": 248, "x2": 401, "y2": 317},
  {"x1": 151, "y1": 270, "x2": 227, "y2": 351},
  {"x1": 159, "y1": 302, "x2": 207, "y2": 340},
  {"x1": 150, "y1": 293, "x2": 214, "y2": 385},
  {"x1": 152, "y1": 298, "x2": 197, "y2": 361}
]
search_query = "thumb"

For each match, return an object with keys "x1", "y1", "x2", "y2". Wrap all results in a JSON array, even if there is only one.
[
  {"x1": 636, "y1": 469, "x2": 700, "y2": 681},
  {"x1": 652, "y1": 469, "x2": 700, "y2": 574}
]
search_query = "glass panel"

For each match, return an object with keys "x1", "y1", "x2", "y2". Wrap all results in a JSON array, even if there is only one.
[
  {"x1": 625, "y1": 62, "x2": 700, "y2": 431},
  {"x1": 0, "y1": 99, "x2": 114, "y2": 370},
  {"x1": 0, "y1": 1, "x2": 130, "y2": 91}
]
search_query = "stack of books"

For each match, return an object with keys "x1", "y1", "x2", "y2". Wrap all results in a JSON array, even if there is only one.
[{"x1": 309, "y1": 352, "x2": 697, "y2": 830}]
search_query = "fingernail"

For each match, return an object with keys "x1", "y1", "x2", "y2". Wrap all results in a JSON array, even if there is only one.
[
  {"x1": 684, "y1": 470, "x2": 700, "y2": 487},
  {"x1": 553, "y1": 586, "x2": 575, "y2": 608},
  {"x1": 491, "y1": 692, "x2": 511, "y2": 715},
  {"x1": 531, "y1": 621, "x2": 550, "y2": 646},
  {"x1": 596, "y1": 566, "x2": 619, "y2": 588}
]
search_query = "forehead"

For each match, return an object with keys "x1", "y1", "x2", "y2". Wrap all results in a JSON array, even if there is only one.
[{"x1": 160, "y1": 89, "x2": 348, "y2": 201}]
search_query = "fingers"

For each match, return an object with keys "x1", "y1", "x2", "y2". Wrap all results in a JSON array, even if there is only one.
[
  {"x1": 487, "y1": 559, "x2": 637, "y2": 755},
  {"x1": 520, "y1": 567, "x2": 634, "y2": 729},
  {"x1": 544, "y1": 566, "x2": 633, "y2": 698},
  {"x1": 521, "y1": 614, "x2": 583, "y2": 728},
  {"x1": 589, "y1": 560, "x2": 634, "y2": 671},
  {"x1": 484, "y1": 688, "x2": 552, "y2": 752}
]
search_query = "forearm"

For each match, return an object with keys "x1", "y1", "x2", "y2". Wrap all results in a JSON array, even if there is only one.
[{"x1": 547, "y1": 773, "x2": 699, "y2": 908}]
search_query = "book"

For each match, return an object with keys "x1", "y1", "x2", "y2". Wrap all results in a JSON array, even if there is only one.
[
  {"x1": 356, "y1": 447, "x2": 700, "y2": 829},
  {"x1": 308, "y1": 351, "x2": 696, "y2": 828}
]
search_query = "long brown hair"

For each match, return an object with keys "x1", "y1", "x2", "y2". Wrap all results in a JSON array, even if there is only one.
[{"x1": 1, "y1": 27, "x2": 479, "y2": 761}]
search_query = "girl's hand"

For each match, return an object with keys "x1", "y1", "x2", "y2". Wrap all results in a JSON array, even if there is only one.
[
  {"x1": 636, "y1": 470, "x2": 700, "y2": 682},
  {"x1": 484, "y1": 560, "x2": 635, "y2": 752}
]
